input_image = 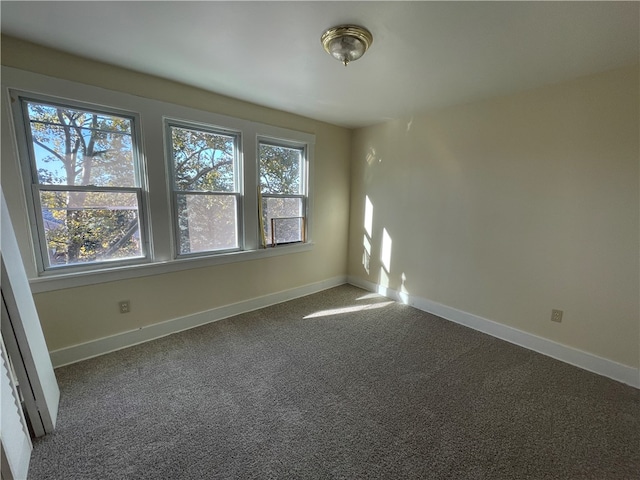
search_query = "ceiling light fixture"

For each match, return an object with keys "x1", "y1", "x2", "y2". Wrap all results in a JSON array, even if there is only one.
[{"x1": 321, "y1": 25, "x2": 373, "y2": 66}]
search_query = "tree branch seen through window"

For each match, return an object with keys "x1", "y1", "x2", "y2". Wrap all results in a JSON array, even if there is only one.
[{"x1": 25, "y1": 101, "x2": 144, "y2": 268}]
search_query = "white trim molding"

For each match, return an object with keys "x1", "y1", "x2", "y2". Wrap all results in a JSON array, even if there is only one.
[
  {"x1": 348, "y1": 276, "x2": 640, "y2": 389},
  {"x1": 50, "y1": 275, "x2": 346, "y2": 368},
  {"x1": 2, "y1": 67, "x2": 316, "y2": 292}
]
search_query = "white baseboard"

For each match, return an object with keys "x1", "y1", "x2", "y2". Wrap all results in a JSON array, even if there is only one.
[
  {"x1": 50, "y1": 275, "x2": 347, "y2": 368},
  {"x1": 347, "y1": 276, "x2": 640, "y2": 389}
]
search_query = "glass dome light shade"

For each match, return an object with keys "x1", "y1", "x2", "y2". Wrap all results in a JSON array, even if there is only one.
[{"x1": 321, "y1": 25, "x2": 373, "y2": 66}]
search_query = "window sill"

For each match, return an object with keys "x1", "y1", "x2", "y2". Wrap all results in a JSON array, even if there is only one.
[{"x1": 29, "y1": 242, "x2": 314, "y2": 293}]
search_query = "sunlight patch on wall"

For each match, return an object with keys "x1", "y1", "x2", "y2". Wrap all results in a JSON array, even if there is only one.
[
  {"x1": 366, "y1": 147, "x2": 381, "y2": 165},
  {"x1": 398, "y1": 272, "x2": 409, "y2": 304},
  {"x1": 364, "y1": 195, "x2": 373, "y2": 237},
  {"x1": 381, "y1": 228, "x2": 392, "y2": 273},
  {"x1": 379, "y1": 266, "x2": 389, "y2": 288},
  {"x1": 406, "y1": 117, "x2": 414, "y2": 132},
  {"x1": 379, "y1": 227, "x2": 392, "y2": 289},
  {"x1": 362, "y1": 234, "x2": 371, "y2": 274},
  {"x1": 362, "y1": 195, "x2": 374, "y2": 274}
]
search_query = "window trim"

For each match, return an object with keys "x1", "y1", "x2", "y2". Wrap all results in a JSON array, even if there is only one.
[
  {"x1": 164, "y1": 119, "x2": 244, "y2": 258},
  {"x1": 2, "y1": 67, "x2": 315, "y2": 292},
  {"x1": 28, "y1": 241, "x2": 315, "y2": 293},
  {"x1": 257, "y1": 137, "x2": 309, "y2": 247},
  {"x1": 11, "y1": 92, "x2": 152, "y2": 274}
]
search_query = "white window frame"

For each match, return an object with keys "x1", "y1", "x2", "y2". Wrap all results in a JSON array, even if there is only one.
[
  {"x1": 9, "y1": 92, "x2": 151, "y2": 275},
  {"x1": 165, "y1": 119, "x2": 243, "y2": 258},
  {"x1": 258, "y1": 137, "x2": 309, "y2": 247},
  {"x1": 1, "y1": 67, "x2": 315, "y2": 293}
]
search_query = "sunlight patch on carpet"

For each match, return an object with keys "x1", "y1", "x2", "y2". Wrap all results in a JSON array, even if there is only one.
[{"x1": 304, "y1": 301, "x2": 394, "y2": 319}]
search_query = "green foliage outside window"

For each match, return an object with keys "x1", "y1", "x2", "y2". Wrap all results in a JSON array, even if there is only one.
[
  {"x1": 169, "y1": 125, "x2": 238, "y2": 254},
  {"x1": 259, "y1": 143, "x2": 305, "y2": 245},
  {"x1": 22, "y1": 100, "x2": 309, "y2": 268},
  {"x1": 26, "y1": 102, "x2": 142, "y2": 267}
]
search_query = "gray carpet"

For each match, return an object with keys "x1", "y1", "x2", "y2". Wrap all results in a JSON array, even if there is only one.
[{"x1": 28, "y1": 285, "x2": 639, "y2": 479}]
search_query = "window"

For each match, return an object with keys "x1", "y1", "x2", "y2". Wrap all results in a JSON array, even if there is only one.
[
  {"x1": 5, "y1": 71, "x2": 314, "y2": 288},
  {"x1": 259, "y1": 140, "x2": 307, "y2": 246},
  {"x1": 17, "y1": 98, "x2": 147, "y2": 271},
  {"x1": 167, "y1": 122, "x2": 241, "y2": 256}
]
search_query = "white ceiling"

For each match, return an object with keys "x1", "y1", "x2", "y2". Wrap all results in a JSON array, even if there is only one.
[{"x1": 1, "y1": 1, "x2": 638, "y2": 128}]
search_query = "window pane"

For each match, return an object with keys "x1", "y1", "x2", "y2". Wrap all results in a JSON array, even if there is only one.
[
  {"x1": 177, "y1": 194, "x2": 238, "y2": 254},
  {"x1": 171, "y1": 126, "x2": 236, "y2": 192},
  {"x1": 259, "y1": 144, "x2": 303, "y2": 194},
  {"x1": 26, "y1": 102, "x2": 136, "y2": 187},
  {"x1": 262, "y1": 197, "x2": 303, "y2": 245},
  {"x1": 39, "y1": 190, "x2": 143, "y2": 267}
]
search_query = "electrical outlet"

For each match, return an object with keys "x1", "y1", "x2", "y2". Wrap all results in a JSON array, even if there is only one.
[
  {"x1": 551, "y1": 309, "x2": 563, "y2": 323},
  {"x1": 119, "y1": 300, "x2": 130, "y2": 314}
]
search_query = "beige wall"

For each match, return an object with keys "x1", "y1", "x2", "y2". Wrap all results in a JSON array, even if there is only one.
[
  {"x1": 1, "y1": 36, "x2": 351, "y2": 351},
  {"x1": 348, "y1": 65, "x2": 640, "y2": 369},
  {"x1": 3, "y1": 35, "x2": 638, "y2": 372}
]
